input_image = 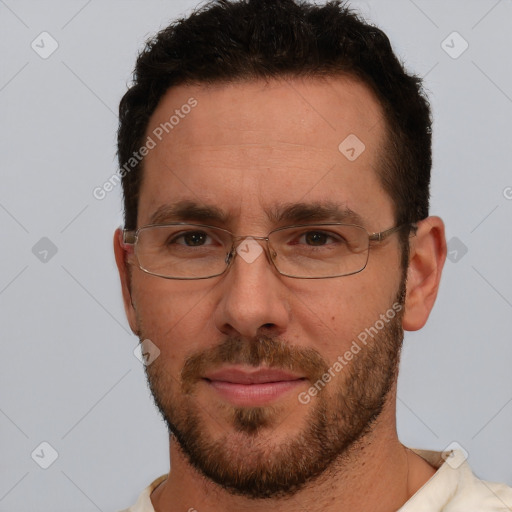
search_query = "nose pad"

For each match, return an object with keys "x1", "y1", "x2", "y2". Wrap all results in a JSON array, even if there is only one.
[{"x1": 225, "y1": 249, "x2": 235, "y2": 266}]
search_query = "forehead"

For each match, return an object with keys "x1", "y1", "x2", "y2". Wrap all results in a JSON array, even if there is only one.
[{"x1": 138, "y1": 76, "x2": 393, "y2": 230}]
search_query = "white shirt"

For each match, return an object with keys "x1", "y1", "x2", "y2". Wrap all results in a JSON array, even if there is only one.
[{"x1": 119, "y1": 449, "x2": 512, "y2": 512}]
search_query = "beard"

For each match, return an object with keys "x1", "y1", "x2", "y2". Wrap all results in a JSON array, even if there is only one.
[{"x1": 140, "y1": 277, "x2": 406, "y2": 500}]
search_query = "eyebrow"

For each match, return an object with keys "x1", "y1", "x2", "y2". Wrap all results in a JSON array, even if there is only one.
[
  {"x1": 149, "y1": 201, "x2": 229, "y2": 225},
  {"x1": 148, "y1": 199, "x2": 366, "y2": 228}
]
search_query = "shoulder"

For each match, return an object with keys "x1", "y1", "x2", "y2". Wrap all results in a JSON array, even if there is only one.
[
  {"x1": 447, "y1": 468, "x2": 512, "y2": 511},
  {"x1": 402, "y1": 449, "x2": 512, "y2": 511}
]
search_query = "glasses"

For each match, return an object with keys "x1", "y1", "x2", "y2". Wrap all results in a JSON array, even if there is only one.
[{"x1": 122, "y1": 222, "x2": 415, "y2": 280}]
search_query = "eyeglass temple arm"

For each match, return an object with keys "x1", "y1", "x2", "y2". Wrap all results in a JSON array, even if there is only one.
[
  {"x1": 122, "y1": 229, "x2": 136, "y2": 245},
  {"x1": 368, "y1": 223, "x2": 418, "y2": 242}
]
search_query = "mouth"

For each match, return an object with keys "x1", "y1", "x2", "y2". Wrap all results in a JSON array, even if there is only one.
[{"x1": 202, "y1": 366, "x2": 307, "y2": 406}]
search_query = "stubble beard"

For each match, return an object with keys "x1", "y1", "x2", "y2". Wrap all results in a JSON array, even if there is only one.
[{"x1": 140, "y1": 279, "x2": 406, "y2": 499}]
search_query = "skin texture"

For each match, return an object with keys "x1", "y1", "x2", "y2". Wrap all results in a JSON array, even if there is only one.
[{"x1": 114, "y1": 76, "x2": 447, "y2": 512}]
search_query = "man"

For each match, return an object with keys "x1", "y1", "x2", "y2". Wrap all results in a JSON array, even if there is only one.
[{"x1": 114, "y1": 1, "x2": 512, "y2": 511}]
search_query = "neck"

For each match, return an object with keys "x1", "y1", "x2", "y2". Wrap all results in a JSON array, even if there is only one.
[{"x1": 150, "y1": 397, "x2": 437, "y2": 512}]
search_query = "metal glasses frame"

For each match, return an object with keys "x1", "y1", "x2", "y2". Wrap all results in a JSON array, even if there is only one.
[{"x1": 122, "y1": 222, "x2": 417, "y2": 280}]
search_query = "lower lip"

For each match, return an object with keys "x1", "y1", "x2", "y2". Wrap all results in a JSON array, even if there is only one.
[{"x1": 204, "y1": 379, "x2": 305, "y2": 406}]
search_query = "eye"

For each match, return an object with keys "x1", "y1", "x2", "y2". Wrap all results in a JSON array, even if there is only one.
[
  {"x1": 170, "y1": 230, "x2": 213, "y2": 247},
  {"x1": 296, "y1": 230, "x2": 342, "y2": 246},
  {"x1": 302, "y1": 231, "x2": 333, "y2": 246}
]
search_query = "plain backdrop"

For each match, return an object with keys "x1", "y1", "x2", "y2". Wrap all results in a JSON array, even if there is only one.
[{"x1": 1, "y1": 1, "x2": 511, "y2": 511}]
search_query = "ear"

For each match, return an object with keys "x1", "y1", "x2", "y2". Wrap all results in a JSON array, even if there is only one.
[
  {"x1": 402, "y1": 216, "x2": 447, "y2": 331},
  {"x1": 113, "y1": 227, "x2": 139, "y2": 335}
]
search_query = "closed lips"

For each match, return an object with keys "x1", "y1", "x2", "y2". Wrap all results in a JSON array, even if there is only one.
[{"x1": 203, "y1": 368, "x2": 306, "y2": 384}]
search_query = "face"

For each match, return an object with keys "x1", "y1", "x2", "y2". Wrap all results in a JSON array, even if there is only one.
[{"x1": 119, "y1": 76, "x2": 408, "y2": 498}]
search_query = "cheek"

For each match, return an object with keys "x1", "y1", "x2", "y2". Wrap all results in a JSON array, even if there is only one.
[
  {"x1": 292, "y1": 277, "x2": 389, "y2": 363},
  {"x1": 131, "y1": 275, "x2": 216, "y2": 362}
]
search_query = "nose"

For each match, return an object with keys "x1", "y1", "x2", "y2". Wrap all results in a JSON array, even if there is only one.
[{"x1": 213, "y1": 237, "x2": 290, "y2": 339}]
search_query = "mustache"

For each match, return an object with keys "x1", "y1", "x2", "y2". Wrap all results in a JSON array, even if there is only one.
[{"x1": 181, "y1": 335, "x2": 330, "y2": 393}]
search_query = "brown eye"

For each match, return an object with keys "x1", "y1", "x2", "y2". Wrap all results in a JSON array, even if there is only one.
[
  {"x1": 181, "y1": 231, "x2": 208, "y2": 246},
  {"x1": 304, "y1": 231, "x2": 330, "y2": 246}
]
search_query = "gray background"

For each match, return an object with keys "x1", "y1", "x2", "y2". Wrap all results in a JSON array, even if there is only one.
[{"x1": 1, "y1": 0, "x2": 511, "y2": 511}]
